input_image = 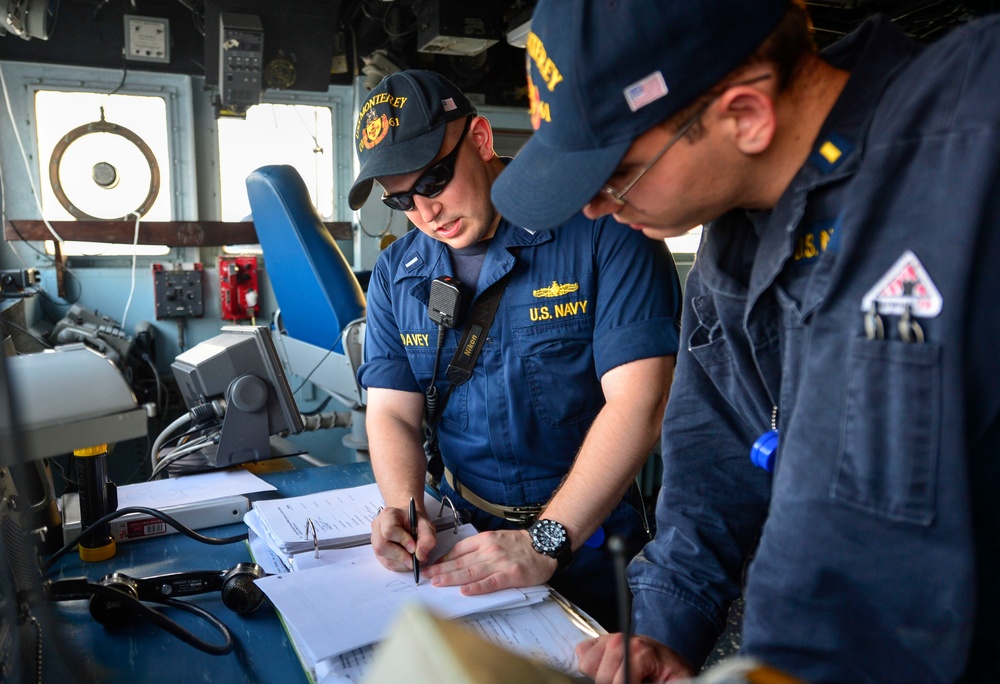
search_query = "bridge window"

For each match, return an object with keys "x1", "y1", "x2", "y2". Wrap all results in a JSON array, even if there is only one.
[
  {"x1": 218, "y1": 103, "x2": 334, "y2": 222},
  {"x1": 34, "y1": 90, "x2": 172, "y2": 256}
]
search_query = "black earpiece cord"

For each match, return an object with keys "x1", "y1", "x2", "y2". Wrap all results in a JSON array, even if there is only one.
[
  {"x1": 48, "y1": 580, "x2": 234, "y2": 655},
  {"x1": 147, "y1": 595, "x2": 234, "y2": 655},
  {"x1": 42, "y1": 506, "x2": 248, "y2": 574}
]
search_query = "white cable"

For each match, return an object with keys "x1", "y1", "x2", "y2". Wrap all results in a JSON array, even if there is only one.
[
  {"x1": 148, "y1": 433, "x2": 218, "y2": 480},
  {"x1": 146, "y1": 443, "x2": 206, "y2": 482},
  {"x1": 120, "y1": 212, "x2": 141, "y2": 330},
  {"x1": 149, "y1": 433, "x2": 217, "y2": 479},
  {"x1": 150, "y1": 412, "x2": 194, "y2": 471},
  {"x1": 0, "y1": 62, "x2": 64, "y2": 243}
]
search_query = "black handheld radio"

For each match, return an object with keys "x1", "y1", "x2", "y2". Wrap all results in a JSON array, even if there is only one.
[
  {"x1": 428, "y1": 276, "x2": 462, "y2": 329},
  {"x1": 423, "y1": 276, "x2": 463, "y2": 479}
]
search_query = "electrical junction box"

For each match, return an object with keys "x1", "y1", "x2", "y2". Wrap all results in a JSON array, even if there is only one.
[
  {"x1": 0, "y1": 268, "x2": 39, "y2": 296},
  {"x1": 218, "y1": 12, "x2": 264, "y2": 113},
  {"x1": 219, "y1": 256, "x2": 260, "y2": 321},
  {"x1": 152, "y1": 263, "x2": 204, "y2": 319},
  {"x1": 417, "y1": 0, "x2": 501, "y2": 57},
  {"x1": 124, "y1": 15, "x2": 170, "y2": 64}
]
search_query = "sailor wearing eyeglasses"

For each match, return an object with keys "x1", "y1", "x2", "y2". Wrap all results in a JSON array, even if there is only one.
[{"x1": 350, "y1": 69, "x2": 681, "y2": 628}]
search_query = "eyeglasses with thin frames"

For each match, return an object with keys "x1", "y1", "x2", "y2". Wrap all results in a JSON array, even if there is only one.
[
  {"x1": 381, "y1": 115, "x2": 473, "y2": 212},
  {"x1": 600, "y1": 75, "x2": 773, "y2": 207}
]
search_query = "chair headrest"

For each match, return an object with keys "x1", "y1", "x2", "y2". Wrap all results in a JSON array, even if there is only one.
[{"x1": 246, "y1": 165, "x2": 365, "y2": 352}]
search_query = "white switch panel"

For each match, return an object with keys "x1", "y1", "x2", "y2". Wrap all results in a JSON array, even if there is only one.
[{"x1": 124, "y1": 15, "x2": 170, "y2": 64}]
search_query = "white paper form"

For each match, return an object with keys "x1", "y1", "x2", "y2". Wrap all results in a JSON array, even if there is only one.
[
  {"x1": 250, "y1": 483, "x2": 449, "y2": 554},
  {"x1": 316, "y1": 599, "x2": 594, "y2": 682},
  {"x1": 462, "y1": 601, "x2": 590, "y2": 672},
  {"x1": 247, "y1": 530, "x2": 291, "y2": 576},
  {"x1": 289, "y1": 542, "x2": 371, "y2": 571},
  {"x1": 255, "y1": 529, "x2": 538, "y2": 662},
  {"x1": 114, "y1": 469, "x2": 276, "y2": 508}
]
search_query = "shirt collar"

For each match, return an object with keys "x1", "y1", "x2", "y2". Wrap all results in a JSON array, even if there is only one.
[
  {"x1": 698, "y1": 16, "x2": 919, "y2": 299},
  {"x1": 801, "y1": 15, "x2": 919, "y2": 184},
  {"x1": 392, "y1": 217, "x2": 552, "y2": 285}
]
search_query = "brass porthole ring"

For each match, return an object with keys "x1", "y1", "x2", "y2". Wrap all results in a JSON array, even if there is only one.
[{"x1": 48, "y1": 118, "x2": 161, "y2": 221}]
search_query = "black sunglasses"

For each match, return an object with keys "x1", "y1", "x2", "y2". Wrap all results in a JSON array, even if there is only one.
[{"x1": 381, "y1": 116, "x2": 473, "y2": 212}]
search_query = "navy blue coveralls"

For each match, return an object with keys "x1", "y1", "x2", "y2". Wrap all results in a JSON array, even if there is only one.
[{"x1": 630, "y1": 16, "x2": 1000, "y2": 682}]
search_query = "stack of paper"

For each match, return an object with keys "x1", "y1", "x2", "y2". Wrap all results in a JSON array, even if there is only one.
[
  {"x1": 254, "y1": 524, "x2": 558, "y2": 680},
  {"x1": 246, "y1": 482, "x2": 453, "y2": 564},
  {"x1": 245, "y1": 484, "x2": 603, "y2": 683},
  {"x1": 316, "y1": 599, "x2": 597, "y2": 684}
]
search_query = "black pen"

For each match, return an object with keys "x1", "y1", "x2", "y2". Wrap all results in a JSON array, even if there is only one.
[{"x1": 408, "y1": 496, "x2": 420, "y2": 584}]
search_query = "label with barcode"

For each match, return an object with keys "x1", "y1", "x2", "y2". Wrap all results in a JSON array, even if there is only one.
[{"x1": 123, "y1": 518, "x2": 167, "y2": 539}]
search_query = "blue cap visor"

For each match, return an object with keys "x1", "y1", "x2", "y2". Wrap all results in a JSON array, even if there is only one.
[{"x1": 492, "y1": 136, "x2": 630, "y2": 230}]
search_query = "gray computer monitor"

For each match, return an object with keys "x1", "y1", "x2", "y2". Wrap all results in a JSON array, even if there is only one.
[{"x1": 172, "y1": 325, "x2": 303, "y2": 468}]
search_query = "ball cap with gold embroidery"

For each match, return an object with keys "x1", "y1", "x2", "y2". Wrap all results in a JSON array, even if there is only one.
[
  {"x1": 491, "y1": 0, "x2": 789, "y2": 230},
  {"x1": 349, "y1": 70, "x2": 477, "y2": 210}
]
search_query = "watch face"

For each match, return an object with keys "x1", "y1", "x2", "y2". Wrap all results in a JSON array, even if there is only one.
[{"x1": 530, "y1": 519, "x2": 567, "y2": 553}]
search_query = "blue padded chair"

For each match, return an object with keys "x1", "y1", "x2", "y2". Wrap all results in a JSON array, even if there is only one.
[
  {"x1": 245, "y1": 165, "x2": 365, "y2": 353},
  {"x1": 245, "y1": 165, "x2": 367, "y2": 415}
]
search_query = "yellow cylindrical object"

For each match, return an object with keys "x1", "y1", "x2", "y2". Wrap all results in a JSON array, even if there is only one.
[
  {"x1": 73, "y1": 444, "x2": 108, "y2": 458},
  {"x1": 73, "y1": 444, "x2": 117, "y2": 562}
]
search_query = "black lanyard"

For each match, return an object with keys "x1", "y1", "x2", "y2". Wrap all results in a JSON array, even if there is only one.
[{"x1": 445, "y1": 274, "x2": 508, "y2": 385}]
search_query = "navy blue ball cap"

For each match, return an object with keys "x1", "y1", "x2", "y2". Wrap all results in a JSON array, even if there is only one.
[
  {"x1": 492, "y1": 0, "x2": 789, "y2": 230},
  {"x1": 349, "y1": 70, "x2": 477, "y2": 210}
]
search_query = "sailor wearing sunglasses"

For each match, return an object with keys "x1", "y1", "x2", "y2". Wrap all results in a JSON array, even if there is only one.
[{"x1": 350, "y1": 69, "x2": 682, "y2": 629}]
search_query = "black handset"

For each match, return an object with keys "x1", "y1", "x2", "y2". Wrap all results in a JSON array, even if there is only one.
[{"x1": 428, "y1": 276, "x2": 462, "y2": 328}]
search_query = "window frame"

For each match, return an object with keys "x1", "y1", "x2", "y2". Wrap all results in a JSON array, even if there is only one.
[
  {"x1": 208, "y1": 85, "x2": 354, "y2": 257},
  {"x1": 216, "y1": 100, "x2": 337, "y2": 224},
  {"x1": 233, "y1": 86, "x2": 353, "y2": 223},
  {"x1": 0, "y1": 60, "x2": 197, "y2": 260}
]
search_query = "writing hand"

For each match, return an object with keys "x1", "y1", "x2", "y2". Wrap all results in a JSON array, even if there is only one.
[
  {"x1": 422, "y1": 529, "x2": 556, "y2": 594},
  {"x1": 576, "y1": 633, "x2": 693, "y2": 684},
  {"x1": 370, "y1": 506, "x2": 437, "y2": 572}
]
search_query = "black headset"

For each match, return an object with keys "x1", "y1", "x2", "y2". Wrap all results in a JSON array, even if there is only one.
[{"x1": 44, "y1": 562, "x2": 268, "y2": 655}]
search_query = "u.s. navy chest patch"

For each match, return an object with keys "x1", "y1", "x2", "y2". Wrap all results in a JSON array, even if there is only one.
[
  {"x1": 527, "y1": 279, "x2": 588, "y2": 322},
  {"x1": 791, "y1": 220, "x2": 839, "y2": 264}
]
